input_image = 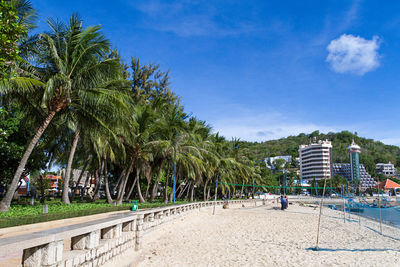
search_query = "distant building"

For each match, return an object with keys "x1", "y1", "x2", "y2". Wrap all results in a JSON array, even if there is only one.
[
  {"x1": 332, "y1": 163, "x2": 377, "y2": 190},
  {"x1": 331, "y1": 140, "x2": 376, "y2": 190},
  {"x1": 299, "y1": 139, "x2": 332, "y2": 181},
  {"x1": 45, "y1": 174, "x2": 62, "y2": 193},
  {"x1": 15, "y1": 177, "x2": 29, "y2": 196},
  {"x1": 71, "y1": 169, "x2": 90, "y2": 186},
  {"x1": 264, "y1": 155, "x2": 292, "y2": 170},
  {"x1": 60, "y1": 169, "x2": 93, "y2": 188},
  {"x1": 348, "y1": 139, "x2": 361, "y2": 181},
  {"x1": 376, "y1": 162, "x2": 397, "y2": 177},
  {"x1": 376, "y1": 179, "x2": 400, "y2": 195}
]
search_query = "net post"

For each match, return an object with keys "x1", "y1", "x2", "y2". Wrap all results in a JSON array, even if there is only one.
[
  {"x1": 342, "y1": 185, "x2": 346, "y2": 223},
  {"x1": 315, "y1": 176, "x2": 328, "y2": 251},
  {"x1": 378, "y1": 189, "x2": 383, "y2": 235}
]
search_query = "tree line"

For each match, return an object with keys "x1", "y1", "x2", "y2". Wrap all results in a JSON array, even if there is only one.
[
  {"x1": 241, "y1": 130, "x2": 400, "y2": 177},
  {"x1": 0, "y1": 1, "x2": 269, "y2": 212}
]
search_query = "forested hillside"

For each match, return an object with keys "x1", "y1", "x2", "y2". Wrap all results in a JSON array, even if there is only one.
[{"x1": 240, "y1": 131, "x2": 400, "y2": 176}]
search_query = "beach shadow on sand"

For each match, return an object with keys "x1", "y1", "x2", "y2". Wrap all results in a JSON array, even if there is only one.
[
  {"x1": 306, "y1": 247, "x2": 400, "y2": 252},
  {"x1": 362, "y1": 225, "x2": 400, "y2": 242}
]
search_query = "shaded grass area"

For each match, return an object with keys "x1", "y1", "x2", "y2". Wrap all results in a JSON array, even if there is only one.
[{"x1": 0, "y1": 199, "x2": 189, "y2": 228}]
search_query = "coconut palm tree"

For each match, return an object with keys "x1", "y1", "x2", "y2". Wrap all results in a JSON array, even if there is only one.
[
  {"x1": 116, "y1": 103, "x2": 162, "y2": 204},
  {"x1": 61, "y1": 75, "x2": 129, "y2": 204},
  {"x1": 0, "y1": 14, "x2": 120, "y2": 211}
]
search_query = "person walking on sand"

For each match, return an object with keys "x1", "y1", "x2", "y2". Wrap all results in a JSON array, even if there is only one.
[
  {"x1": 280, "y1": 195, "x2": 287, "y2": 210},
  {"x1": 284, "y1": 195, "x2": 288, "y2": 209}
]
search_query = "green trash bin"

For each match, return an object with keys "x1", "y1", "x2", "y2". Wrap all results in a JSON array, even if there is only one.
[{"x1": 132, "y1": 200, "x2": 138, "y2": 211}]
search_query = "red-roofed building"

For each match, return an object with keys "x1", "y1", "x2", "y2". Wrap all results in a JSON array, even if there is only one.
[
  {"x1": 376, "y1": 178, "x2": 400, "y2": 195},
  {"x1": 45, "y1": 174, "x2": 62, "y2": 192}
]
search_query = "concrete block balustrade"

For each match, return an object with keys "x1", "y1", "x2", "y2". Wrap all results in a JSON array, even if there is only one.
[{"x1": 0, "y1": 200, "x2": 256, "y2": 267}]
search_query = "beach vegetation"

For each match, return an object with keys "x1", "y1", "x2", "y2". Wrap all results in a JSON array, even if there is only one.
[{"x1": 0, "y1": 7, "x2": 268, "y2": 213}]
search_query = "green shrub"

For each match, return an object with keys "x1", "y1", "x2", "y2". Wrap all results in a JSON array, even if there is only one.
[{"x1": 0, "y1": 200, "x2": 190, "y2": 228}]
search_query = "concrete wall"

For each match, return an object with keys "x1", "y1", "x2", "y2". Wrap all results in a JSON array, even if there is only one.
[{"x1": 0, "y1": 200, "x2": 254, "y2": 267}]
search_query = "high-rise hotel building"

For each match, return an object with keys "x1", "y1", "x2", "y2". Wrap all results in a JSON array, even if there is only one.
[{"x1": 299, "y1": 139, "x2": 333, "y2": 181}]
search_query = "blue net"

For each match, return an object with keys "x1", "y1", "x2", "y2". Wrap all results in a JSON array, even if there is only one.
[{"x1": 327, "y1": 190, "x2": 400, "y2": 240}]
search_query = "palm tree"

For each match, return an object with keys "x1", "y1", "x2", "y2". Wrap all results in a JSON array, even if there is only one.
[
  {"x1": 119, "y1": 58, "x2": 173, "y2": 203},
  {"x1": 61, "y1": 76, "x2": 129, "y2": 204},
  {"x1": 116, "y1": 103, "x2": 161, "y2": 204},
  {"x1": 11, "y1": 0, "x2": 37, "y2": 31},
  {"x1": 0, "y1": 14, "x2": 120, "y2": 211}
]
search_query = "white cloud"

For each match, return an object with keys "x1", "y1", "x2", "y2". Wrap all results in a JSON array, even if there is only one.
[
  {"x1": 209, "y1": 111, "x2": 400, "y2": 147},
  {"x1": 326, "y1": 34, "x2": 381, "y2": 75},
  {"x1": 130, "y1": 0, "x2": 285, "y2": 37},
  {"x1": 211, "y1": 112, "x2": 340, "y2": 142}
]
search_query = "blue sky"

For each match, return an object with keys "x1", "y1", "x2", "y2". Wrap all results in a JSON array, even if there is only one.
[{"x1": 34, "y1": 0, "x2": 400, "y2": 145}]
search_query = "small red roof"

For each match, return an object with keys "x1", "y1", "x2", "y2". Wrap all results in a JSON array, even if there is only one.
[{"x1": 378, "y1": 179, "x2": 400, "y2": 189}]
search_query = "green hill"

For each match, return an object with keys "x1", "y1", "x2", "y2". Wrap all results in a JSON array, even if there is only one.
[{"x1": 240, "y1": 130, "x2": 400, "y2": 176}]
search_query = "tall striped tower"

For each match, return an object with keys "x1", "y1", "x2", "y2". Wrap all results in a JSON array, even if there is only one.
[{"x1": 347, "y1": 139, "x2": 361, "y2": 181}]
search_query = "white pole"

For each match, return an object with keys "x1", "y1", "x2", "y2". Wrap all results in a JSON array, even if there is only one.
[
  {"x1": 342, "y1": 185, "x2": 346, "y2": 223},
  {"x1": 315, "y1": 176, "x2": 327, "y2": 250},
  {"x1": 378, "y1": 189, "x2": 383, "y2": 234},
  {"x1": 358, "y1": 185, "x2": 361, "y2": 225}
]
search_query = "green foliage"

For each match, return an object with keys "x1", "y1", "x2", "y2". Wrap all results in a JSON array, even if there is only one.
[
  {"x1": 0, "y1": 0, "x2": 27, "y2": 81},
  {"x1": 0, "y1": 200, "x2": 189, "y2": 227},
  {"x1": 273, "y1": 158, "x2": 286, "y2": 171},
  {"x1": 0, "y1": 108, "x2": 46, "y2": 186},
  {"x1": 31, "y1": 173, "x2": 51, "y2": 203},
  {"x1": 241, "y1": 131, "x2": 400, "y2": 176}
]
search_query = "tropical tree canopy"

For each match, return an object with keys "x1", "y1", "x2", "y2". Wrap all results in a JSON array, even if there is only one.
[{"x1": 0, "y1": 3, "x2": 286, "y2": 212}]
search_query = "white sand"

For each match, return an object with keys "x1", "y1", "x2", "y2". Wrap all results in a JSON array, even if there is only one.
[{"x1": 136, "y1": 203, "x2": 400, "y2": 267}]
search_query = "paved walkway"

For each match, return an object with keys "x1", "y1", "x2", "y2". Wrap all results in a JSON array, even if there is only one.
[{"x1": 0, "y1": 209, "x2": 131, "y2": 267}]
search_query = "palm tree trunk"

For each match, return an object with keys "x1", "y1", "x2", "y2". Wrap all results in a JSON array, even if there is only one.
[
  {"x1": 15, "y1": 179, "x2": 23, "y2": 195},
  {"x1": 82, "y1": 172, "x2": 91, "y2": 201},
  {"x1": 145, "y1": 180, "x2": 150, "y2": 200},
  {"x1": 117, "y1": 158, "x2": 134, "y2": 205},
  {"x1": 190, "y1": 181, "x2": 195, "y2": 202},
  {"x1": 203, "y1": 180, "x2": 208, "y2": 201},
  {"x1": 124, "y1": 179, "x2": 134, "y2": 201},
  {"x1": 178, "y1": 180, "x2": 189, "y2": 199},
  {"x1": 38, "y1": 175, "x2": 45, "y2": 204},
  {"x1": 62, "y1": 128, "x2": 80, "y2": 204},
  {"x1": 0, "y1": 110, "x2": 56, "y2": 212},
  {"x1": 112, "y1": 169, "x2": 125, "y2": 196},
  {"x1": 92, "y1": 169, "x2": 101, "y2": 201},
  {"x1": 137, "y1": 176, "x2": 145, "y2": 203},
  {"x1": 71, "y1": 156, "x2": 90, "y2": 202},
  {"x1": 207, "y1": 186, "x2": 211, "y2": 201},
  {"x1": 163, "y1": 163, "x2": 171, "y2": 204},
  {"x1": 125, "y1": 168, "x2": 139, "y2": 201},
  {"x1": 150, "y1": 159, "x2": 164, "y2": 202},
  {"x1": 169, "y1": 163, "x2": 176, "y2": 202},
  {"x1": 103, "y1": 156, "x2": 113, "y2": 204},
  {"x1": 125, "y1": 178, "x2": 137, "y2": 201},
  {"x1": 184, "y1": 181, "x2": 191, "y2": 200}
]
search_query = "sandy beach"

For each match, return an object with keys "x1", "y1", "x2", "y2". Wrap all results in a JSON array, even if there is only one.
[{"x1": 135, "y1": 202, "x2": 400, "y2": 267}]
